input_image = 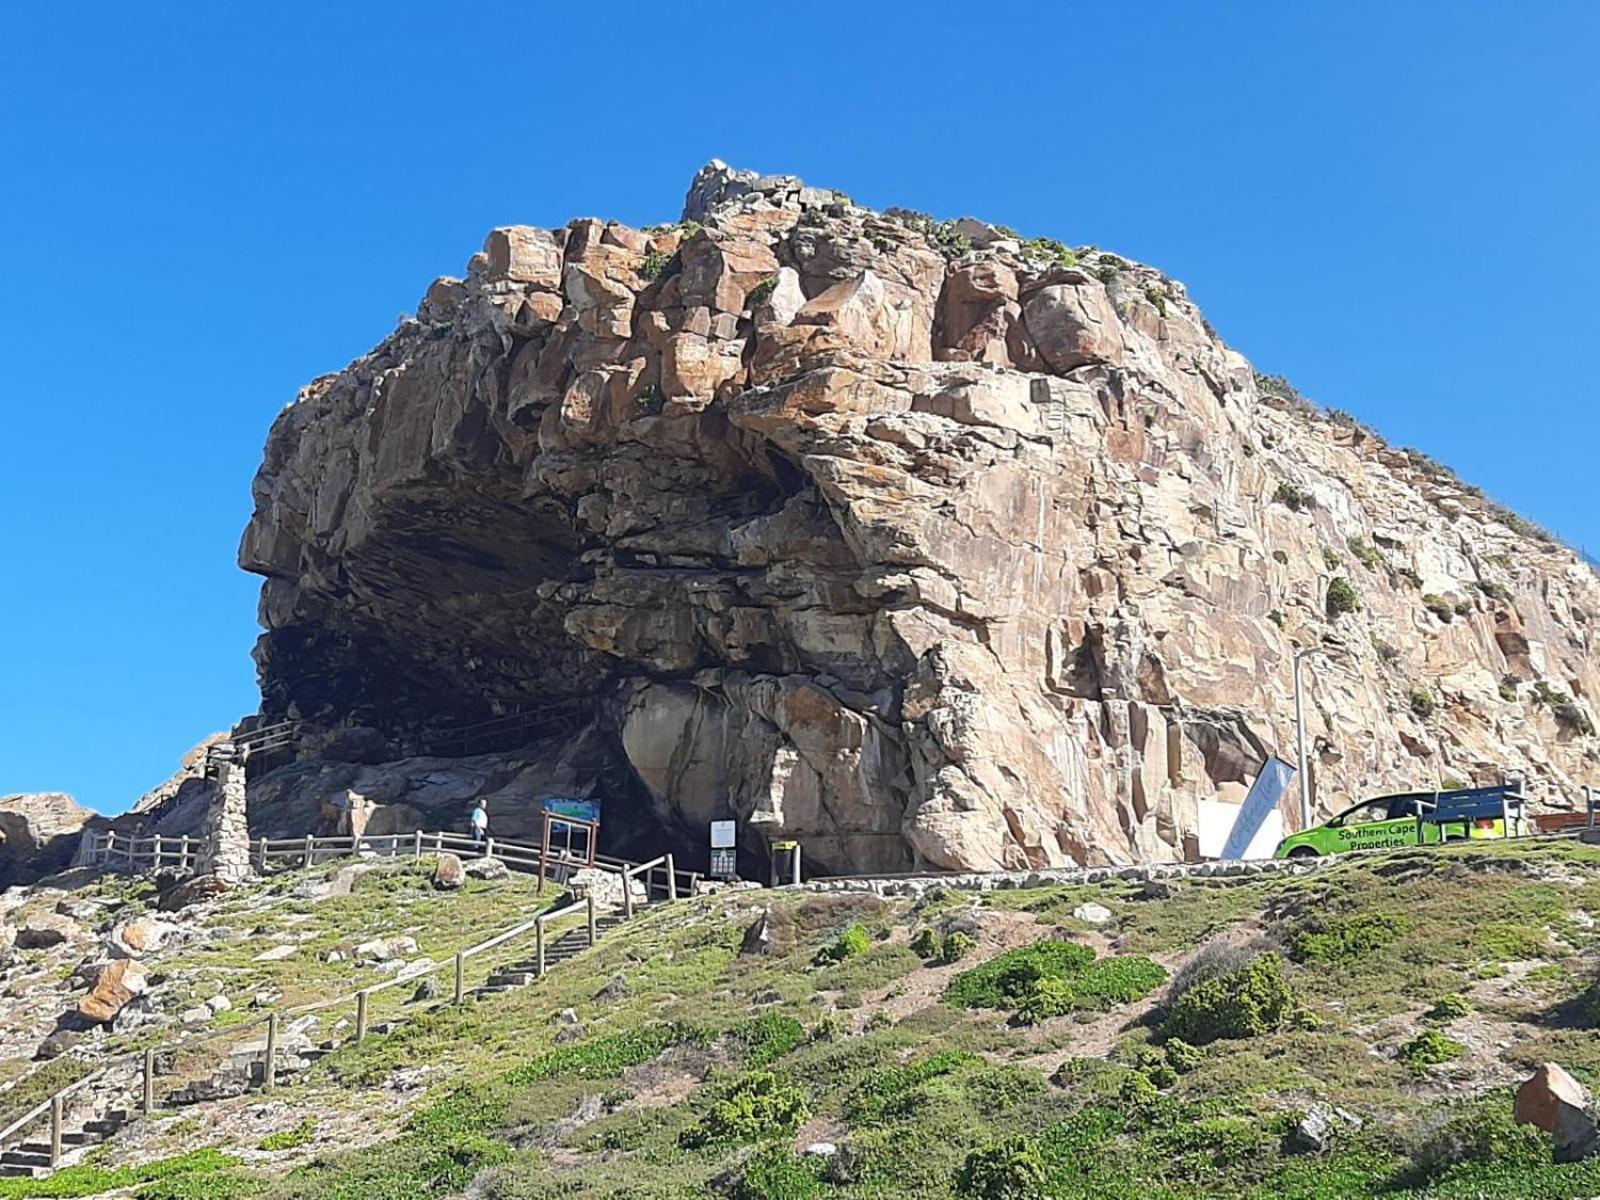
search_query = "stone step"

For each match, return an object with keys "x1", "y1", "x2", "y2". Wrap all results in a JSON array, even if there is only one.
[
  {"x1": 0, "y1": 1151, "x2": 51, "y2": 1170},
  {"x1": 80, "y1": 1119, "x2": 126, "y2": 1135},
  {"x1": 0, "y1": 1163, "x2": 43, "y2": 1179}
]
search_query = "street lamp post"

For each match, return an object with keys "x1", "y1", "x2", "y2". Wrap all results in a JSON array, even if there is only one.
[{"x1": 1293, "y1": 641, "x2": 1347, "y2": 830}]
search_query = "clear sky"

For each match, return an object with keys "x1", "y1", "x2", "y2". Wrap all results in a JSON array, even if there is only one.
[{"x1": 2, "y1": 2, "x2": 1596, "y2": 814}]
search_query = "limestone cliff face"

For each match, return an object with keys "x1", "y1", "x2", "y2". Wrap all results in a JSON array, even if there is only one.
[{"x1": 239, "y1": 162, "x2": 1599, "y2": 873}]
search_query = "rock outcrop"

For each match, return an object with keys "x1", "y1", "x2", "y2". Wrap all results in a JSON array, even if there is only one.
[
  {"x1": 237, "y1": 162, "x2": 1599, "y2": 873},
  {"x1": 0, "y1": 793, "x2": 99, "y2": 887}
]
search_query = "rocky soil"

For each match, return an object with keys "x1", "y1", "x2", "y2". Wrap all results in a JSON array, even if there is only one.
[{"x1": 224, "y1": 160, "x2": 1600, "y2": 875}]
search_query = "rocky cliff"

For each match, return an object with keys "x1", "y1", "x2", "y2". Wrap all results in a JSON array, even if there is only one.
[{"x1": 237, "y1": 161, "x2": 1599, "y2": 874}]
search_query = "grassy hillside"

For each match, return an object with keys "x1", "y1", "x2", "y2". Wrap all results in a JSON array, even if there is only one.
[{"x1": 10, "y1": 840, "x2": 1600, "y2": 1199}]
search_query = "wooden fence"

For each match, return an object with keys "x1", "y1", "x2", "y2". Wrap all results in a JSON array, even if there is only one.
[
  {"x1": 0, "y1": 881, "x2": 636, "y2": 1170},
  {"x1": 82, "y1": 829, "x2": 700, "y2": 906}
]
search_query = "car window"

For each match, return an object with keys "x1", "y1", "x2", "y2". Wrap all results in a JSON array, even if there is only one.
[{"x1": 1338, "y1": 801, "x2": 1394, "y2": 827}]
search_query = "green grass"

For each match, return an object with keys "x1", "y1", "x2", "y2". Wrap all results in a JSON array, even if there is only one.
[
  {"x1": 0, "y1": 1149, "x2": 254, "y2": 1200},
  {"x1": 19, "y1": 840, "x2": 1600, "y2": 1199}
]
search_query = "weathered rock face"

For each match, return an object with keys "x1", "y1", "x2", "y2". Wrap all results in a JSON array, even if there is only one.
[
  {"x1": 239, "y1": 162, "x2": 1600, "y2": 873},
  {"x1": 0, "y1": 793, "x2": 99, "y2": 887}
]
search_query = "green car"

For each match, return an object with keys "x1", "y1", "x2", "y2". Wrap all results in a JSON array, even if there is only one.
[{"x1": 1274, "y1": 787, "x2": 1528, "y2": 858}]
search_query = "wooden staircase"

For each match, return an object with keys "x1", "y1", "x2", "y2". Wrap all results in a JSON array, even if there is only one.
[
  {"x1": 0, "y1": 1108, "x2": 131, "y2": 1180},
  {"x1": 475, "y1": 911, "x2": 627, "y2": 996}
]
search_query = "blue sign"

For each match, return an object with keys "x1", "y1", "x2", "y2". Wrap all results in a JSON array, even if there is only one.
[
  {"x1": 543, "y1": 797, "x2": 600, "y2": 831},
  {"x1": 1221, "y1": 757, "x2": 1296, "y2": 859}
]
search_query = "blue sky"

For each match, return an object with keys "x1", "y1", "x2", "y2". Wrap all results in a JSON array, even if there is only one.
[{"x1": 2, "y1": 2, "x2": 1596, "y2": 813}]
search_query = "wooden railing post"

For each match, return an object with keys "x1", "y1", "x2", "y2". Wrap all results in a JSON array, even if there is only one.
[
  {"x1": 484, "y1": 836, "x2": 495, "y2": 861},
  {"x1": 454, "y1": 952, "x2": 465, "y2": 1005},
  {"x1": 153, "y1": 834, "x2": 164, "y2": 870},
  {"x1": 142, "y1": 1047, "x2": 155, "y2": 1115},
  {"x1": 587, "y1": 894, "x2": 597, "y2": 947},
  {"x1": 413, "y1": 830, "x2": 423, "y2": 861},
  {"x1": 356, "y1": 990, "x2": 369, "y2": 1042},
  {"x1": 181, "y1": 835, "x2": 192, "y2": 872},
  {"x1": 303, "y1": 835, "x2": 315, "y2": 869},
  {"x1": 263, "y1": 1012, "x2": 278, "y2": 1092},
  {"x1": 666, "y1": 854, "x2": 677, "y2": 901},
  {"x1": 623, "y1": 869, "x2": 635, "y2": 919},
  {"x1": 49, "y1": 1093, "x2": 62, "y2": 1167}
]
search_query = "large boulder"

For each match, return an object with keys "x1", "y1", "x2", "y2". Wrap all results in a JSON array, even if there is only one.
[
  {"x1": 16, "y1": 911, "x2": 83, "y2": 950},
  {"x1": 109, "y1": 915, "x2": 177, "y2": 958},
  {"x1": 565, "y1": 867, "x2": 646, "y2": 909},
  {"x1": 77, "y1": 958, "x2": 148, "y2": 1024},
  {"x1": 1515, "y1": 1062, "x2": 1600, "y2": 1161},
  {"x1": 0, "y1": 793, "x2": 97, "y2": 887},
  {"x1": 432, "y1": 853, "x2": 465, "y2": 890}
]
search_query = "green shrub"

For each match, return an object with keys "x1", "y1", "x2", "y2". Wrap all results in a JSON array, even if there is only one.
[
  {"x1": 1396, "y1": 566, "x2": 1423, "y2": 589},
  {"x1": 0, "y1": 1150, "x2": 248, "y2": 1200},
  {"x1": 1125, "y1": 1044, "x2": 1178, "y2": 1089},
  {"x1": 1322, "y1": 548, "x2": 1342, "y2": 569},
  {"x1": 1477, "y1": 919, "x2": 1549, "y2": 962},
  {"x1": 910, "y1": 928, "x2": 941, "y2": 958},
  {"x1": 1326, "y1": 576, "x2": 1361, "y2": 618},
  {"x1": 747, "y1": 275, "x2": 777, "y2": 306},
  {"x1": 732, "y1": 1013, "x2": 807, "y2": 1066},
  {"x1": 1407, "y1": 1098, "x2": 1547, "y2": 1178},
  {"x1": 638, "y1": 249, "x2": 671, "y2": 280},
  {"x1": 1425, "y1": 993, "x2": 1472, "y2": 1022},
  {"x1": 955, "y1": 1136, "x2": 1049, "y2": 1200},
  {"x1": 1013, "y1": 976, "x2": 1076, "y2": 1025},
  {"x1": 945, "y1": 939, "x2": 1094, "y2": 1009},
  {"x1": 1422, "y1": 593, "x2": 1455, "y2": 622},
  {"x1": 1347, "y1": 536, "x2": 1384, "y2": 569},
  {"x1": 505, "y1": 1023, "x2": 703, "y2": 1084},
  {"x1": 808, "y1": 1014, "x2": 843, "y2": 1043},
  {"x1": 257, "y1": 1116, "x2": 316, "y2": 1151},
  {"x1": 1143, "y1": 286, "x2": 1169, "y2": 317},
  {"x1": 1021, "y1": 237, "x2": 1076, "y2": 267},
  {"x1": 846, "y1": 1050, "x2": 979, "y2": 1123},
  {"x1": 1409, "y1": 689, "x2": 1436, "y2": 718},
  {"x1": 680, "y1": 1071, "x2": 810, "y2": 1148},
  {"x1": 948, "y1": 939, "x2": 1161, "y2": 1023},
  {"x1": 1163, "y1": 1037, "x2": 1205, "y2": 1074},
  {"x1": 1273, "y1": 482, "x2": 1312, "y2": 512},
  {"x1": 727, "y1": 1148, "x2": 826, "y2": 1200},
  {"x1": 1163, "y1": 952, "x2": 1295, "y2": 1045},
  {"x1": 966, "y1": 1065, "x2": 1048, "y2": 1114},
  {"x1": 1287, "y1": 912, "x2": 1409, "y2": 966},
  {"x1": 939, "y1": 931, "x2": 976, "y2": 965},
  {"x1": 813, "y1": 924, "x2": 872, "y2": 966},
  {"x1": 1398, "y1": 1029, "x2": 1465, "y2": 1071}
]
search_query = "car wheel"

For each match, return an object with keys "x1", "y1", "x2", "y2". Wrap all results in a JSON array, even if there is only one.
[{"x1": 1287, "y1": 846, "x2": 1320, "y2": 859}]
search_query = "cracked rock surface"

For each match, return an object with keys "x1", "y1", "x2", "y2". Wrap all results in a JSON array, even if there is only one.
[{"x1": 238, "y1": 161, "x2": 1599, "y2": 872}]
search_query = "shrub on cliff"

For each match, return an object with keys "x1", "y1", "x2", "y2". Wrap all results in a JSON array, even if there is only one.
[
  {"x1": 1326, "y1": 576, "x2": 1361, "y2": 618},
  {"x1": 1164, "y1": 952, "x2": 1295, "y2": 1045},
  {"x1": 955, "y1": 1136, "x2": 1048, "y2": 1200},
  {"x1": 813, "y1": 923, "x2": 872, "y2": 966},
  {"x1": 679, "y1": 1071, "x2": 810, "y2": 1148}
]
